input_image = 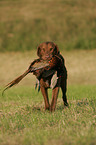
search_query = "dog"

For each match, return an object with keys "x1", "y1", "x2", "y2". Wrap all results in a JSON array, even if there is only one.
[
  {"x1": 33, "y1": 42, "x2": 68, "y2": 111},
  {"x1": 2, "y1": 42, "x2": 68, "y2": 112}
]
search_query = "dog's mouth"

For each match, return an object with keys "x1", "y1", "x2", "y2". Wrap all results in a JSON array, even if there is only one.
[
  {"x1": 45, "y1": 55, "x2": 50, "y2": 58},
  {"x1": 42, "y1": 54, "x2": 52, "y2": 60}
]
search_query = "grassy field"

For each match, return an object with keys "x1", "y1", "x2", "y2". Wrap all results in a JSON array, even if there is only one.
[
  {"x1": 0, "y1": 0, "x2": 96, "y2": 144},
  {"x1": 0, "y1": 0, "x2": 96, "y2": 51},
  {"x1": 0, "y1": 50, "x2": 96, "y2": 145},
  {"x1": 0, "y1": 86, "x2": 96, "y2": 145}
]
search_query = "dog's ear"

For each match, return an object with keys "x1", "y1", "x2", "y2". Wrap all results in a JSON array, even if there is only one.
[
  {"x1": 53, "y1": 43, "x2": 60, "y2": 55},
  {"x1": 37, "y1": 46, "x2": 41, "y2": 58}
]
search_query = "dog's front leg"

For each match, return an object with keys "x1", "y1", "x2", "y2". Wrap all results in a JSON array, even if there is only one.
[
  {"x1": 50, "y1": 87, "x2": 59, "y2": 112},
  {"x1": 40, "y1": 79, "x2": 50, "y2": 110}
]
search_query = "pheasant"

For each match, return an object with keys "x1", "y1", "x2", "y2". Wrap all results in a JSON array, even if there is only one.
[{"x1": 2, "y1": 55, "x2": 63, "y2": 95}]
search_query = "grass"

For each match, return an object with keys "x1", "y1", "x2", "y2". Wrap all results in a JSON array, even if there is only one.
[
  {"x1": 0, "y1": 0, "x2": 96, "y2": 51},
  {"x1": 0, "y1": 50, "x2": 96, "y2": 144},
  {"x1": 0, "y1": 85, "x2": 96, "y2": 145},
  {"x1": 0, "y1": 49, "x2": 96, "y2": 86},
  {"x1": 0, "y1": 0, "x2": 96, "y2": 143}
]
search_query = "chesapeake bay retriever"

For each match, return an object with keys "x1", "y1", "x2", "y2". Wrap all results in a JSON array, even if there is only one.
[
  {"x1": 33, "y1": 42, "x2": 68, "y2": 111},
  {"x1": 2, "y1": 42, "x2": 68, "y2": 112}
]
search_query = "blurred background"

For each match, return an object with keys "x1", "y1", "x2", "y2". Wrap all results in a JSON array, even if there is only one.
[{"x1": 0, "y1": 0, "x2": 96, "y2": 86}]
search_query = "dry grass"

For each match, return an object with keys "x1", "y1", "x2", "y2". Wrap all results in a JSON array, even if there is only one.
[
  {"x1": 65, "y1": 49, "x2": 96, "y2": 85},
  {"x1": 0, "y1": 49, "x2": 96, "y2": 87}
]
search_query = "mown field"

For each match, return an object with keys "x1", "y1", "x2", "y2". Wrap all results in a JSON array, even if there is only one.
[
  {"x1": 0, "y1": 0, "x2": 96, "y2": 51},
  {"x1": 0, "y1": 50, "x2": 96, "y2": 145}
]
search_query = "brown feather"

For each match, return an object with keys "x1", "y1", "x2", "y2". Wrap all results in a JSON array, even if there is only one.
[
  {"x1": 2, "y1": 69, "x2": 30, "y2": 96},
  {"x1": 2, "y1": 59, "x2": 50, "y2": 96}
]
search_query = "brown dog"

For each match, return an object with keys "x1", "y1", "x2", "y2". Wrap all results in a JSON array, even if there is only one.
[
  {"x1": 2, "y1": 42, "x2": 68, "y2": 112},
  {"x1": 33, "y1": 42, "x2": 68, "y2": 111}
]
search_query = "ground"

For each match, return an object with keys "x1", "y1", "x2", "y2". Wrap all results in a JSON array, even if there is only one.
[{"x1": 0, "y1": 50, "x2": 96, "y2": 145}]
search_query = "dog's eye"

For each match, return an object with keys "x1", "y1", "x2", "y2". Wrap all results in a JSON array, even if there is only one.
[
  {"x1": 42, "y1": 48, "x2": 45, "y2": 52},
  {"x1": 50, "y1": 48, "x2": 53, "y2": 51}
]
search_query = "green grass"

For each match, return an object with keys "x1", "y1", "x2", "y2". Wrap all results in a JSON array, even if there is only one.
[
  {"x1": 0, "y1": 85, "x2": 96, "y2": 145},
  {"x1": 0, "y1": 0, "x2": 96, "y2": 51}
]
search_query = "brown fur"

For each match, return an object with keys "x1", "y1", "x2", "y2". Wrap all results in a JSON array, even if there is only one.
[{"x1": 34, "y1": 42, "x2": 68, "y2": 111}]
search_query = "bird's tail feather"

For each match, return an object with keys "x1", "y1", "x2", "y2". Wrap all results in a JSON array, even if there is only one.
[{"x1": 2, "y1": 69, "x2": 30, "y2": 96}]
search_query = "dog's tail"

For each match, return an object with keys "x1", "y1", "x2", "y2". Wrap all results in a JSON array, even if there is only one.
[{"x1": 2, "y1": 69, "x2": 30, "y2": 96}]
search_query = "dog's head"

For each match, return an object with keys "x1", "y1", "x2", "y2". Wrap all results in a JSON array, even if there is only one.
[{"x1": 37, "y1": 42, "x2": 60, "y2": 60}]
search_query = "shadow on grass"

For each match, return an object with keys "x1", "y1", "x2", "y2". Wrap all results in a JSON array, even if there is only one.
[
  {"x1": 20, "y1": 98, "x2": 96, "y2": 114},
  {"x1": 31, "y1": 105, "x2": 69, "y2": 113},
  {"x1": 25, "y1": 104, "x2": 68, "y2": 113}
]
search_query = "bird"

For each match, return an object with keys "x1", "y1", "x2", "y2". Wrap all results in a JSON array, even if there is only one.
[{"x1": 2, "y1": 55, "x2": 61, "y2": 96}]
